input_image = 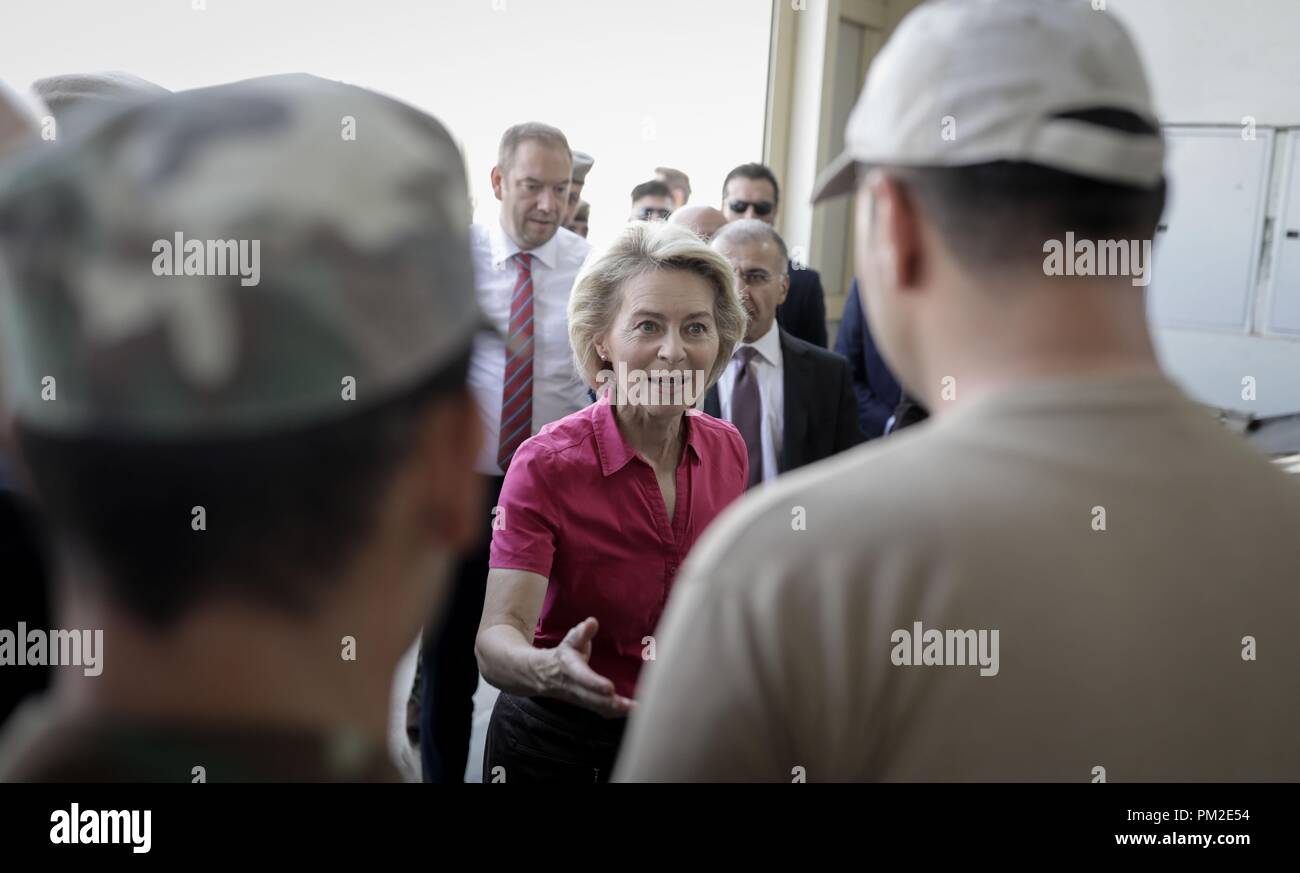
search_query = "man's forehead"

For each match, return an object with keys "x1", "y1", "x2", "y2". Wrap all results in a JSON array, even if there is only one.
[
  {"x1": 717, "y1": 237, "x2": 779, "y2": 266},
  {"x1": 724, "y1": 176, "x2": 775, "y2": 199},
  {"x1": 507, "y1": 141, "x2": 571, "y2": 177}
]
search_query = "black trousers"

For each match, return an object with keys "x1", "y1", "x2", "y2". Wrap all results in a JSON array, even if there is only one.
[
  {"x1": 483, "y1": 692, "x2": 627, "y2": 783},
  {"x1": 418, "y1": 474, "x2": 505, "y2": 783}
]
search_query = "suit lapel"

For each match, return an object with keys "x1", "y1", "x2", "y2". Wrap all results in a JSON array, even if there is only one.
[
  {"x1": 780, "y1": 330, "x2": 808, "y2": 473},
  {"x1": 704, "y1": 383, "x2": 721, "y2": 418}
]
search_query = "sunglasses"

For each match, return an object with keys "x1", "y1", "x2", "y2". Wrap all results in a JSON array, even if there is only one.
[
  {"x1": 728, "y1": 199, "x2": 775, "y2": 217},
  {"x1": 634, "y1": 207, "x2": 673, "y2": 221}
]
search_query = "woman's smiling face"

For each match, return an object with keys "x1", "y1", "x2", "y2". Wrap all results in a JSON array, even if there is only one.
[{"x1": 596, "y1": 268, "x2": 720, "y2": 415}]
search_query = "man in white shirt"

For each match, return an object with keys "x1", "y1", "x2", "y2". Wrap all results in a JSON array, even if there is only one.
[
  {"x1": 616, "y1": 0, "x2": 1300, "y2": 781},
  {"x1": 418, "y1": 122, "x2": 590, "y2": 782},
  {"x1": 704, "y1": 220, "x2": 859, "y2": 488}
]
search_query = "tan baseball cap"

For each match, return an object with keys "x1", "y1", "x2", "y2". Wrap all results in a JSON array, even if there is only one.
[
  {"x1": 571, "y1": 149, "x2": 595, "y2": 183},
  {"x1": 812, "y1": 0, "x2": 1165, "y2": 202}
]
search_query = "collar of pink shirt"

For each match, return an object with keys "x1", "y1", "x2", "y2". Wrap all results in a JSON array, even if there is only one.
[{"x1": 589, "y1": 397, "x2": 706, "y2": 476}]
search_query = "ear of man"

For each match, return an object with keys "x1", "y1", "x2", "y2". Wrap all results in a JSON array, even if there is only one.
[
  {"x1": 866, "y1": 170, "x2": 925, "y2": 294},
  {"x1": 409, "y1": 388, "x2": 484, "y2": 553},
  {"x1": 490, "y1": 165, "x2": 505, "y2": 201}
]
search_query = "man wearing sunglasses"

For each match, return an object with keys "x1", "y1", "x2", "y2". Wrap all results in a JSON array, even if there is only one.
[
  {"x1": 721, "y1": 163, "x2": 827, "y2": 349},
  {"x1": 628, "y1": 179, "x2": 675, "y2": 222}
]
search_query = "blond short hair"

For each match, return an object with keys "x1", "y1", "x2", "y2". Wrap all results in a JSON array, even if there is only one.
[{"x1": 568, "y1": 222, "x2": 745, "y2": 391}]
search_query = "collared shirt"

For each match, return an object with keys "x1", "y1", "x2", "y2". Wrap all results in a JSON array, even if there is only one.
[
  {"x1": 468, "y1": 220, "x2": 592, "y2": 475},
  {"x1": 716, "y1": 320, "x2": 784, "y2": 482},
  {"x1": 489, "y1": 399, "x2": 748, "y2": 699}
]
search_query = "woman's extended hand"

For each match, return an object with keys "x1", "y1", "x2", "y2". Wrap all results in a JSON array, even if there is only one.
[{"x1": 537, "y1": 617, "x2": 635, "y2": 718}]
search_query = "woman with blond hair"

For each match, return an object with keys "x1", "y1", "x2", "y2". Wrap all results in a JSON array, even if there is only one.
[{"x1": 475, "y1": 221, "x2": 749, "y2": 781}]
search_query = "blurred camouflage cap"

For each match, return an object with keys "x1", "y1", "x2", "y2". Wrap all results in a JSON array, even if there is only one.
[
  {"x1": 33, "y1": 71, "x2": 170, "y2": 122},
  {"x1": 0, "y1": 80, "x2": 43, "y2": 155},
  {"x1": 0, "y1": 73, "x2": 479, "y2": 439}
]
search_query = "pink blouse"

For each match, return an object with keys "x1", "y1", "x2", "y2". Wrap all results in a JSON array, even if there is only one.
[{"x1": 490, "y1": 399, "x2": 748, "y2": 698}]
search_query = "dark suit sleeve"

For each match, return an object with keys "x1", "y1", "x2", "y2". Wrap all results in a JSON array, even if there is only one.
[
  {"x1": 704, "y1": 384, "x2": 721, "y2": 419},
  {"x1": 780, "y1": 266, "x2": 828, "y2": 349},
  {"x1": 835, "y1": 282, "x2": 894, "y2": 439},
  {"x1": 834, "y1": 281, "x2": 868, "y2": 395},
  {"x1": 801, "y1": 269, "x2": 828, "y2": 349},
  {"x1": 833, "y1": 354, "x2": 864, "y2": 452}
]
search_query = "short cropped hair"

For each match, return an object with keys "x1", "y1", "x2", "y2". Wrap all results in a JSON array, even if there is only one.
[
  {"x1": 655, "y1": 166, "x2": 691, "y2": 199},
  {"x1": 877, "y1": 109, "x2": 1166, "y2": 272},
  {"x1": 497, "y1": 122, "x2": 571, "y2": 173},
  {"x1": 630, "y1": 179, "x2": 673, "y2": 202},
  {"x1": 712, "y1": 219, "x2": 789, "y2": 271},
  {"x1": 18, "y1": 350, "x2": 472, "y2": 626},
  {"x1": 722, "y1": 162, "x2": 780, "y2": 206}
]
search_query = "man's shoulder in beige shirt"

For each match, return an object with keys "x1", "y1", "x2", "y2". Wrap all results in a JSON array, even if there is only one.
[{"x1": 616, "y1": 375, "x2": 1300, "y2": 782}]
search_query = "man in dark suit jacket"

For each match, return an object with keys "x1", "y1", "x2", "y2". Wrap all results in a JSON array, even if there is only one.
[
  {"x1": 708, "y1": 221, "x2": 861, "y2": 487},
  {"x1": 780, "y1": 264, "x2": 828, "y2": 349},
  {"x1": 834, "y1": 278, "x2": 904, "y2": 439},
  {"x1": 722, "y1": 162, "x2": 828, "y2": 348}
]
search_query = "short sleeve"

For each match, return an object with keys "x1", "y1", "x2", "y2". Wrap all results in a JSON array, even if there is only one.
[{"x1": 489, "y1": 438, "x2": 560, "y2": 578}]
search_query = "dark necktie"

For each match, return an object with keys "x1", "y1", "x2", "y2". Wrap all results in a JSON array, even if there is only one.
[{"x1": 730, "y1": 345, "x2": 762, "y2": 488}]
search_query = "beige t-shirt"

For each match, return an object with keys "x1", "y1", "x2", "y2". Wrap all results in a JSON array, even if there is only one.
[{"x1": 614, "y1": 374, "x2": 1300, "y2": 781}]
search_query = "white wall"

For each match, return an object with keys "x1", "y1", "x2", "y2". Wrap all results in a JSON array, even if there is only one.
[
  {"x1": 0, "y1": 0, "x2": 771, "y2": 258},
  {"x1": 777, "y1": 0, "x2": 834, "y2": 268},
  {"x1": 769, "y1": 0, "x2": 918, "y2": 334},
  {"x1": 1110, "y1": 0, "x2": 1300, "y2": 416},
  {"x1": 1111, "y1": 0, "x2": 1300, "y2": 126}
]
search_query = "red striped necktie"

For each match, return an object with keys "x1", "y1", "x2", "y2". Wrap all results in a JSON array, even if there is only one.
[{"x1": 497, "y1": 251, "x2": 534, "y2": 471}]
